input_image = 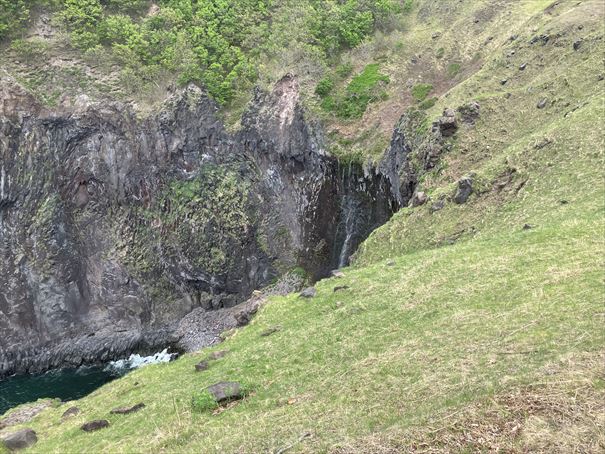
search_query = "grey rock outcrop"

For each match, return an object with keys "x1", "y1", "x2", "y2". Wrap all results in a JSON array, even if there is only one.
[
  {"x1": 0, "y1": 73, "x2": 398, "y2": 378},
  {"x1": 379, "y1": 108, "x2": 451, "y2": 207},
  {"x1": 454, "y1": 177, "x2": 474, "y2": 204},
  {"x1": 206, "y1": 382, "x2": 244, "y2": 403},
  {"x1": 1, "y1": 428, "x2": 37, "y2": 451}
]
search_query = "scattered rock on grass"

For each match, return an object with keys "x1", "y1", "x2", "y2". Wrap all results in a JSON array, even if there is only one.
[
  {"x1": 454, "y1": 177, "x2": 474, "y2": 204},
  {"x1": 333, "y1": 285, "x2": 350, "y2": 293},
  {"x1": 458, "y1": 101, "x2": 480, "y2": 125},
  {"x1": 299, "y1": 287, "x2": 317, "y2": 298},
  {"x1": 410, "y1": 191, "x2": 428, "y2": 207},
  {"x1": 110, "y1": 403, "x2": 145, "y2": 415},
  {"x1": 206, "y1": 382, "x2": 244, "y2": 404},
  {"x1": 81, "y1": 420, "x2": 109, "y2": 432},
  {"x1": 61, "y1": 407, "x2": 81, "y2": 419},
  {"x1": 523, "y1": 223, "x2": 535, "y2": 230},
  {"x1": 519, "y1": 63, "x2": 527, "y2": 70},
  {"x1": 208, "y1": 350, "x2": 229, "y2": 360},
  {"x1": 235, "y1": 303, "x2": 259, "y2": 327},
  {"x1": 1, "y1": 429, "x2": 37, "y2": 451},
  {"x1": 438, "y1": 108, "x2": 458, "y2": 137},
  {"x1": 386, "y1": 260, "x2": 395, "y2": 267},
  {"x1": 260, "y1": 326, "x2": 281, "y2": 337},
  {"x1": 195, "y1": 360, "x2": 209, "y2": 372},
  {"x1": 330, "y1": 270, "x2": 345, "y2": 278},
  {"x1": 537, "y1": 98, "x2": 548, "y2": 109},
  {"x1": 431, "y1": 199, "x2": 446, "y2": 213},
  {"x1": 0, "y1": 401, "x2": 53, "y2": 428}
]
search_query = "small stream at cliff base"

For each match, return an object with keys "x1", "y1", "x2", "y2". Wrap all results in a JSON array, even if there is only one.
[{"x1": 0, "y1": 350, "x2": 175, "y2": 415}]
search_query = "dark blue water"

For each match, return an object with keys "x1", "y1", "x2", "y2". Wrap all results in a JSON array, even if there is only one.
[
  {"x1": 0, "y1": 350, "x2": 176, "y2": 416},
  {"x1": 0, "y1": 366, "x2": 124, "y2": 415}
]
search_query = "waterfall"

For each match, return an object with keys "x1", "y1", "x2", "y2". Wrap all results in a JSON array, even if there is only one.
[
  {"x1": 336, "y1": 163, "x2": 364, "y2": 268},
  {"x1": 321, "y1": 158, "x2": 396, "y2": 276}
]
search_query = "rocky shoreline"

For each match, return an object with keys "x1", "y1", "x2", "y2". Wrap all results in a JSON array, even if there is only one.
[
  {"x1": 0, "y1": 329, "x2": 179, "y2": 380},
  {"x1": 0, "y1": 273, "x2": 303, "y2": 381}
]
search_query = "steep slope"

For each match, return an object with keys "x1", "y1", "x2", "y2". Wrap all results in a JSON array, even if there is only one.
[{"x1": 0, "y1": 0, "x2": 604, "y2": 452}]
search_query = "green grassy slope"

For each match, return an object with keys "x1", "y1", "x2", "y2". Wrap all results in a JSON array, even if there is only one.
[{"x1": 1, "y1": 0, "x2": 604, "y2": 452}]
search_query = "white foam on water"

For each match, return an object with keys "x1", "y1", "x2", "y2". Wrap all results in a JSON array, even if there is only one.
[{"x1": 104, "y1": 349, "x2": 176, "y2": 373}]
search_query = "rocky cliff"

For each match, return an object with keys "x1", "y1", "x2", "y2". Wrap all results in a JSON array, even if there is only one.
[{"x1": 0, "y1": 74, "x2": 405, "y2": 377}]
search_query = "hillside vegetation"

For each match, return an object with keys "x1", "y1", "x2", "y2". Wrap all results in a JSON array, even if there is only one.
[{"x1": 1, "y1": 0, "x2": 604, "y2": 452}]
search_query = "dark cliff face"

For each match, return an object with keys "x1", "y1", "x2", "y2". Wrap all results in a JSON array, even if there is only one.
[{"x1": 0, "y1": 74, "x2": 400, "y2": 377}]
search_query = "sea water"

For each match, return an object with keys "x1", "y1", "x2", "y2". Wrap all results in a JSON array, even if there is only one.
[{"x1": 0, "y1": 349, "x2": 175, "y2": 416}]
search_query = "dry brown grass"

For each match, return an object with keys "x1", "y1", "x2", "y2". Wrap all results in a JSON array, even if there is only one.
[{"x1": 333, "y1": 351, "x2": 605, "y2": 453}]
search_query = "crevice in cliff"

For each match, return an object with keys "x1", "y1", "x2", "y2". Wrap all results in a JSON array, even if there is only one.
[{"x1": 329, "y1": 161, "x2": 398, "y2": 271}]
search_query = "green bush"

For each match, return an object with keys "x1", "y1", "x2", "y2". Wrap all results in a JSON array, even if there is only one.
[
  {"x1": 411, "y1": 83, "x2": 433, "y2": 102},
  {"x1": 308, "y1": 0, "x2": 399, "y2": 56},
  {"x1": 315, "y1": 77, "x2": 334, "y2": 97},
  {"x1": 191, "y1": 390, "x2": 219, "y2": 413},
  {"x1": 106, "y1": 0, "x2": 148, "y2": 14},
  {"x1": 0, "y1": 0, "x2": 30, "y2": 40},
  {"x1": 447, "y1": 62, "x2": 461, "y2": 77},
  {"x1": 2, "y1": 1, "x2": 403, "y2": 105},
  {"x1": 336, "y1": 63, "x2": 353, "y2": 78}
]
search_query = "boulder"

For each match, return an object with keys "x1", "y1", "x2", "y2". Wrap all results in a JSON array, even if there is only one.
[
  {"x1": 410, "y1": 191, "x2": 428, "y2": 207},
  {"x1": 195, "y1": 360, "x2": 209, "y2": 372},
  {"x1": 235, "y1": 303, "x2": 259, "y2": 327},
  {"x1": 235, "y1": 311, "x2": 251, "y2": 327},
  {"x1": 458, "y1": 101, "x2": 481, "y2": 125},
  {"x1": 206, "y1": 382, "x2": 244, "y2": 404},
  {"x1": 438, "y1": 108, "x2": 458, "y2": 137},
  {"x1": 110, "y1": 403, "x2": 145, "y2": 415},
  {"x1": 81, "y1": 420, "x2": 109, "y2": 432},
  {"x1": 62, "y1": 406, "x2": 81, "y2": 419},
  {"x1": 299, "y1": 287, "x2": 317, "y2": 298},
  {"x1": 330, "y1": 270, "x2": 345, "y2": 278},
  {"x1": 430, "y1": 199, "x2": 446, "y2": 213},
  {"x1": 454, "y1": 177, "x2": 473, "y2": 204},
  {"x1": 1, "y1": 429, "x2": 37, "y2": 451}
]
